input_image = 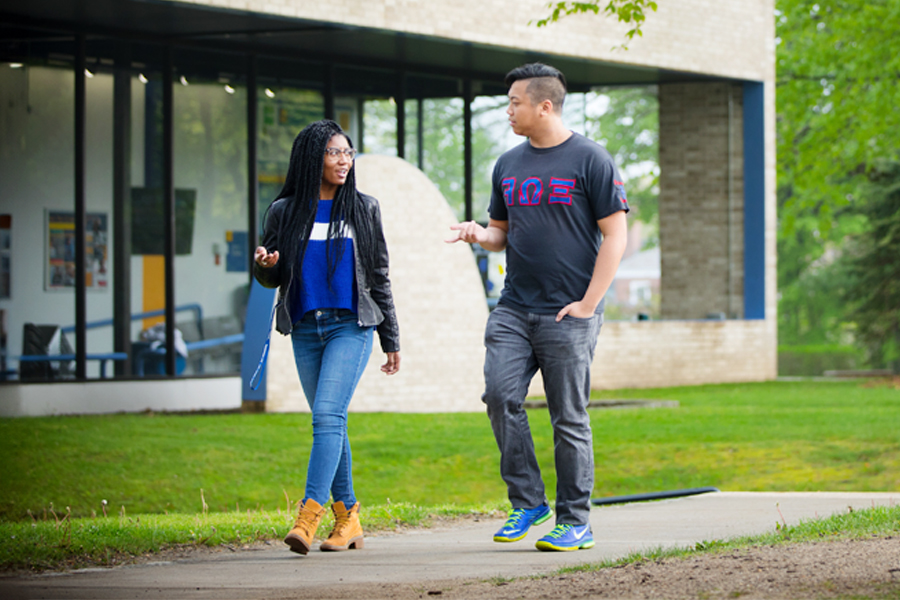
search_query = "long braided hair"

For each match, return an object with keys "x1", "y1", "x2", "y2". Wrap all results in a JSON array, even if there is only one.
[{"x1": 272, "y1": 119, "x2": 377, "y2": 291}]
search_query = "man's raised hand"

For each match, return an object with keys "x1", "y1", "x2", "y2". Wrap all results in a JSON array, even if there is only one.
[{"x1": 446, "y1": 221, "x2": 484, "y2": 244}]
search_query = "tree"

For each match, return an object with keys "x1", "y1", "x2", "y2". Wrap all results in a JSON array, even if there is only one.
[
  {"x1": 777, "y1": 0, "x2": 900, "y2": 238},
  {"x1": 362, "y1": 97, "x2": 507, "y2": 220},
  {"x1": 534, "y1": 1, "x2": 659, "y2": 48},
  {"x1": 583, "y1": 86, "x2": 659, "y2": 233},
  {"x1": 776, "y1": 0, "x2": 900, "y2": 345},
  {"x1": 838, "y1": 161, "x2": 900, "y2": 372}
]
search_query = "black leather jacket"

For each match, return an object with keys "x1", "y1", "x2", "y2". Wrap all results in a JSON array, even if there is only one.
[{"x1": 253, "y1": 193, "x2": 400, "y2": 353}]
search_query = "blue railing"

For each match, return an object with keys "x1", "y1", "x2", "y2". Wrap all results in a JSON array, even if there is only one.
[
  {"x1": 59, "y1": 304, "x2": 204, "y2": 334},
  {"x1": 10, "y1": 303, "x2": 244, "y2": 379}
]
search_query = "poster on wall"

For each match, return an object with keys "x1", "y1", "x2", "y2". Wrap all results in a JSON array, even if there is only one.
[
  {"x1": 0, "y1": 215, "x2": 10, "y2": 299},
  {"x1": 225, "y1": 230, "x2": 248, "y2": 272},
  {"x1": 45, "y1": 210, "x2": 108, "y2": 291}
]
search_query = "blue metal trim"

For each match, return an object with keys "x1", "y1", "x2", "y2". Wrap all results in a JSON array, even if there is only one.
[
  {"x1": 743, "y1": 81, "x2": 766, "y2": 320},
  {"x1": 241, "y1": 279, "x2": 277, "y2": 401},
  {"x1": 61, "y1": 304, "x2": 204, "y2": 333},
  {"x1": 186, "y1": 334, "x2": 244, "y2": 352}
]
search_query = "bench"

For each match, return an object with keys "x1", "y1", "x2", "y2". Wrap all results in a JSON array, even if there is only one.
[{"x1": 176, "y1": 315, "x2": 245, "y2": 374}]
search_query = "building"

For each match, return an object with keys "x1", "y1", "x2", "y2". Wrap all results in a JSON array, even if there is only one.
[{"x1": 0, "y1": 0, "x2": 776, "y2": 416}]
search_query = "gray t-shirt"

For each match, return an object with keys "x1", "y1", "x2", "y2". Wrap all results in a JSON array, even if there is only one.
[{"x1": 488, "y1": 132, "x2": 629, "y2": 314}]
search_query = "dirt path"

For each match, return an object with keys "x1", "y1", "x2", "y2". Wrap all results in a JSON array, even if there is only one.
[{"x1": 278, "y1": 536, "x2": 900, "y2": 600}]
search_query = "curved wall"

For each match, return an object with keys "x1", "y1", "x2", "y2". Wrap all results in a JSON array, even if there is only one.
[{"x1": 264, "y1": 155, "x2": 489, "y2": 413}]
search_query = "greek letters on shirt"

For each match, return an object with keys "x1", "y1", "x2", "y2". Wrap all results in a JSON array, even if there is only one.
[
  {"x1": 613, "y1": 179, "x2": 629, "y2": 205},
  {"x1": 501, "y1": 177, "x2": 577, "y2": 207},
  {"x1": 487, "y1": 133, "x2": 630, "y2": 314}
]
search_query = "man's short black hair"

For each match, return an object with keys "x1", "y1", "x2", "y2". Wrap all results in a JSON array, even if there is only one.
[{"x1": 504, "y1": 63, "x2": 567, "y2": 113}]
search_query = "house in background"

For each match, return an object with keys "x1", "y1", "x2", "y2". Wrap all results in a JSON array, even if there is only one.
[
  {"x1": 608, "y1": 248, "x2": 661, "y2": 320},
  {"x1": 602, "y1": 220, "x2": 661, "y2": 321}
]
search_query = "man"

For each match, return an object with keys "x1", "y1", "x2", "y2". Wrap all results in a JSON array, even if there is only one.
[{"x1": 447, "y1": 63, "x2": 628, "y2": 551}]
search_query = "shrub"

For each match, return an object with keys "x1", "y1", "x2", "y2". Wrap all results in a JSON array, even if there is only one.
[{"x1": 777, "y1": 344, "x2": 865, "y2": 376}]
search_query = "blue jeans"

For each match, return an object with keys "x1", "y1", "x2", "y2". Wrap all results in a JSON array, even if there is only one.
[
  {"x1": 482, "y1": 304, "x2": 601, "y2": 525},
  {"x1": 291, "y1": 309, "x2": 373, "y2": 507}
]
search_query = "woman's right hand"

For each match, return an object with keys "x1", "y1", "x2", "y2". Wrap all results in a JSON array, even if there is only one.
[{"x1": 254, "y1": 246, "x2": 279, "y2": 268}]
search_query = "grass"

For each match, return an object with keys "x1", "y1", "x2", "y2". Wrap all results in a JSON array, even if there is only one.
[
  {"x1": 587, "y1": 380, "x2": 899, "y2": 496},
  {"x1": 1, "y1": 379, "x2": 898, "y2": 571},
  {"x1": 0, "y1": 501, "x2": 504, "y2": 572}
]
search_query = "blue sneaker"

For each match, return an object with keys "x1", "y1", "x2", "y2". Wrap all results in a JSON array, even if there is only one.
[
  {"x1": 493, "y1": 505, "x2": 553, "y2": 542},
  {"x1": 535, "y1": 524, "x2": 595, "y2": 551}
]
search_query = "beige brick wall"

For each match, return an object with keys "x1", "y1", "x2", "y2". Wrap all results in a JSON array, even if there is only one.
[
  {"x1": 594, "y1": 319, "x2": 776, "y2": 388},
  {"x1": 179, "y1": 0, "x2": 775, "y2": 82},
  {"x1": 264, "y1": 155, "x2": 489, "y2": 413},
  {"x1": 659, "y1": 82, "x2": 745, "y2": 320},
  {"x1": 528, "y1": 318, "x2": 776, "y2": 396}
]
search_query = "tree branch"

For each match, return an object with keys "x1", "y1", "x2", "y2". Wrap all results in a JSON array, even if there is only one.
[{"x1": 532, "y1": 1, "x2": 659, "y2": 49}]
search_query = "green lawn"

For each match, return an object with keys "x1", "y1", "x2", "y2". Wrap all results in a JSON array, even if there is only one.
[{"x1": 2, "y1": 380, "x2": 897, "y2": 522}]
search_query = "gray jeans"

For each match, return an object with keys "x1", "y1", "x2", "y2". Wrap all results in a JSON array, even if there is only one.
[{"x1": 482, "y1": 304, "x2": 601, "y2": 525}]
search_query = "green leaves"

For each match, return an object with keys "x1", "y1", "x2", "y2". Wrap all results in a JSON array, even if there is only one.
[
  {"x1": 776, "y1": 0, "x2": 900, "y2": 234},
  {"x1": 584, "y1": 86, "x2": 659, "y2": 229},
  {"x1": 838, "y1": 161, "x2": 900, "y2": 371},
  {"x1": 533, "y1": 1, "x2": 659, "y2": 47},
  {"x1": 776, "y1": 0, "x2": 900, "y2": 348}
]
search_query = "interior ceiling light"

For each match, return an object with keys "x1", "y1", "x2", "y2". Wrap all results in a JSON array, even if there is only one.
[
  {"x1": 180, "y1": 75, "x2": 188, "y2": 86},
  {"x1": 224, "y1": 85, "x2": 235, "y2": 94},
  {"x1": 9, "y1": 63, "x2": 24, "y2": 68},
  {"x1": 265, "y1": 88, "x2": 275, "y2": 98},
  {"x1": 85, "y1": 69, "x2": 94, "y2": 78},
  {"x1": 138, "y1": 73, "x2": 148, "y2": 84}
]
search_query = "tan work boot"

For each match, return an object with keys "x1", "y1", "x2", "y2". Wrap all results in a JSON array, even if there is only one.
[
  {"x1": 320, "y1": 501, "x2": 364, "y2": 551},
  {"x1": 284, "y1": 498, "x2": 326, "y2": 555}
]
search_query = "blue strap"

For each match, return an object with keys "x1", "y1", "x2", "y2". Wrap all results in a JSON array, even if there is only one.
[{"x1": 248, "y1": 301, "x2": 278, "y2": 391}]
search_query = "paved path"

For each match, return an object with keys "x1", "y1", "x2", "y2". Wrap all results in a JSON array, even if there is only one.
[{"x1": 1, "y1": 492, "x2": 897, "y2": 599}]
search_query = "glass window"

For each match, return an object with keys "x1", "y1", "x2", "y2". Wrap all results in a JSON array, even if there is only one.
[
  {"x1": 257, "y1": 86, "x2": 324, "y2": 220},
  {"x1": 0, "y1": 64, "x2": 79, "y2": 381},
  {"x1": 165, "y1": 76, "x2": 249, "y2": 376}
]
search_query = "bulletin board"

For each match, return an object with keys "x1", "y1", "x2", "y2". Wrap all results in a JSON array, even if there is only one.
[{"x1": 45, "y1": 210, "x2": 108, "y2": 290}]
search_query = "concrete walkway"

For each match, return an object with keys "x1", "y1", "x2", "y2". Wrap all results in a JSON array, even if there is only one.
[{"x1": 1, "y1": 492, "x2": 897, "y2": 599}]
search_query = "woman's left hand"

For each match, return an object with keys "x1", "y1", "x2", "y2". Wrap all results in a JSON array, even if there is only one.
[
  {"x1": 381, "y1": 352, "x2": 400, "y2": 375},
  {"x1": 254, "y1": 246, "x2": 279, "y2": 268}
]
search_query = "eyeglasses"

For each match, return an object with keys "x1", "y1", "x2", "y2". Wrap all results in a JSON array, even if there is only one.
[{"x1": 325, "y1": 147, "x2": 357, "y2": 159}]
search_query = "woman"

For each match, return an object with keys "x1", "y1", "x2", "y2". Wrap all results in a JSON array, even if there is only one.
[{"x1": 254, "y1": 119, "x2": 400, "y2": 555}]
